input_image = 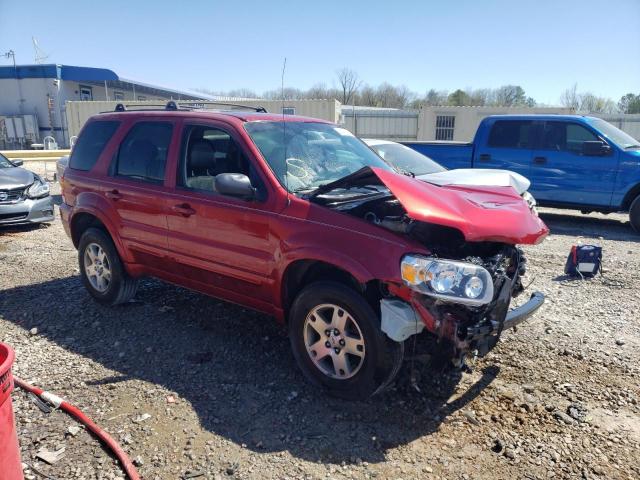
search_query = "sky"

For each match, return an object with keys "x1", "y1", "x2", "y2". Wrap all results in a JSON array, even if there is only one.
[{"x1": 0, "y1": 0, "x2": 638, "y2": 105}]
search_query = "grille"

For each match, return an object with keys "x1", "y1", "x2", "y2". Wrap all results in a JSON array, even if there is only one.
[
  {"x1": 0, "y1": 212, "x2": 28, "y2": 221},
  {"x1": 0, "y1": 187, "x2": 25, "y2": 204}
]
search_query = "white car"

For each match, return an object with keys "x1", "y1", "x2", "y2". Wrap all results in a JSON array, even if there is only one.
[{"x1": 363, "y1": 139, "x2": 536, "y2": 210}]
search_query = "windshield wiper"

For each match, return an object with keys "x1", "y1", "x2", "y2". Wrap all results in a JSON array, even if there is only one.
[{"x1": 624, "y1": 145, "x2": 640, "y2": 150}]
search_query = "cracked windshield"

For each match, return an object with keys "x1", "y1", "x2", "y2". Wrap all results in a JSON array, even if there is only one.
[{"x1": 244, "y1": 121, "x2": 392, "y2": 192}]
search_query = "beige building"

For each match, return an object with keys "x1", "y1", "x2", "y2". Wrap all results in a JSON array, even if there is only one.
[
  {"x1": 417, "y1": 106, "x2": 573, "y2": 142},
  {"x1": 65, "y1": 99, "x2": 341, "y2": 140}
]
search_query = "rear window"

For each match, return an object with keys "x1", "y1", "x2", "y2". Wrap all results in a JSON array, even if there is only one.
[
  {"x1": 488, "y1": 120, "x2": 533, "y2": 149},
  {"x1": 69, "y1": 120, "x2": 120, "y2": 171}
]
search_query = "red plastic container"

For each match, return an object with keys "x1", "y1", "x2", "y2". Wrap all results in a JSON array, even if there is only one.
[{"x1": 0, "y1": 343, "x2": 23, "y2": 480}]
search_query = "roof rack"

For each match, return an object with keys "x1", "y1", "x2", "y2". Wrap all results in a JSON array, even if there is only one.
[{"x1": 108, "y1": 100, "x2": 267, "y2": 113}]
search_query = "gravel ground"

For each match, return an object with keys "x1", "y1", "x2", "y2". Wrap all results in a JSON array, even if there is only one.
[{"x1": 1, "y1": 184, "x2": 639, "y2": 480}]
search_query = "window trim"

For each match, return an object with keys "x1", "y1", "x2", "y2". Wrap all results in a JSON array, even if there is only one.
[
  {"x1": 110, "y1": 120, "x2": 174, "y2": 184},
  {"x1": 176, "y1": 121, "x2": 267, "y2": 201}
]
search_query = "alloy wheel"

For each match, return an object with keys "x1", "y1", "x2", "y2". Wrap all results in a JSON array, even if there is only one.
[
  {"x1": 303, "y1": 303, "x2": 366, "y2": 379},
  {"x1": 83, "y1": 242, "x2": 112, "y2": 293}
]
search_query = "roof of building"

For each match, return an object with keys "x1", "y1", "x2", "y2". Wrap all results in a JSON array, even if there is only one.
[{"x1": 0, "y1": 63, "x2": 216, "y2": 101}]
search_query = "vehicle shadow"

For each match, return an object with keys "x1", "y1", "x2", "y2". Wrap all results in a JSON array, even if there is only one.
[
  {"x1": 0, "y1": 276, "x2": 497, "y2": 465},
  {"x1": 539, "y1": 210, "x2": 638, "y2": 242},
  {"x1": 0, "y1": 222, "x2": 50, "y2": 236}
]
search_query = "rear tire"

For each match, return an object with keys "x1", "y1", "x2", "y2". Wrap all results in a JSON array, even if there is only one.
[
  {"x1": 78, "y1": 227, "x2": 138, "y2": 305},
  {"x1": 630, "y1": 196, "x2": 640, "y2": 233},
  {"x1": 288, "y1": 281, "x2": 403, "y2": 400}
]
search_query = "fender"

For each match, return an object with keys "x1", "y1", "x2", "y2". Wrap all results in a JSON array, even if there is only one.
[
  {"x1": 621, "y1": 182, "x2": 640, "y2": 211},
  {"x1": 71, "y1": 191, "x2": 133, "y2": 264},
  {"x1": 279, "y1": 246, "x2": 378, "y2": 285}
]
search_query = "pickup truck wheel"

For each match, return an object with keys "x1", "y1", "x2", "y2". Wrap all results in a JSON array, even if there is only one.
[
  {"x1": 630, "y1": 196, "x2": 640, "y2": 233},
  {"x1": 78, "y1": 227, "x2": 138, "y2": 305},
  {"x1": 289, "y1": 281, "x2": 403, "y2": 400}
]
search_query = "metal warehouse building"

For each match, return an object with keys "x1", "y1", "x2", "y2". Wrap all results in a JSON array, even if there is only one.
[
  {"x1": 0, "y1": 64, "x2": 213, "y2": 149},
  {"x1": 341, "y1": 105, "x2": 640, "y2": 142}
]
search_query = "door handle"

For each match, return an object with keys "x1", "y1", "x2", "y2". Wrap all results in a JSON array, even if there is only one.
[
  {"x1": 105, "y1": 190, "x2": 122, "y2": 200},
  {"x1": 479, "y1": 153, "x2": 491, "y2": 162},
  {"x1": 533, "y1": 156, "x2": 547, "y2": 165},
  {"x1": 172, "y1": 204, "x2": 196, "y2": 217}
]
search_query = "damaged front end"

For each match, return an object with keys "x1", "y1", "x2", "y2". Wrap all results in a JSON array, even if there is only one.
[
  {"x1": 383, "y1": 245, "x2": 544, "y2": 366},
  {"x1": 308, "y1": 166, "x2": 549, "y2": 366}
]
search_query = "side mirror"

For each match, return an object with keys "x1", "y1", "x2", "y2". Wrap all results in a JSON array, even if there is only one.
[
  {"x1": 215, "y1": 173, "x2": 256, "y2": 200},
  {"x1": 11, "y1": 159, "x2": 24, "y2": 166},
  {"x1": 582, "y1": 141, "x2": 610, "y2": 156}
]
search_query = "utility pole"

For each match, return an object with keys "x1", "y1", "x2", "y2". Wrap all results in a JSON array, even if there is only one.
[{"x1": 4, "y1": 50, "x2": 24, "y2": 114}]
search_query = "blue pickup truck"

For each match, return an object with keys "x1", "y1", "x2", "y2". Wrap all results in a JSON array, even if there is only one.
[{"x1": 404, "y1": 115, "x2": 640, "y2": 231}]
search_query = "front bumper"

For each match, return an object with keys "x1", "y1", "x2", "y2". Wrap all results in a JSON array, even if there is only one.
[
  {"x1": 381, "y1": 289, "x2": 545, "y2": 358},
  {"x1": 501, "y1": 291, "x2": 545, "y2": 331},
  {"x1": 0, "y1": 195, "x2": 55, "y2": 225}
]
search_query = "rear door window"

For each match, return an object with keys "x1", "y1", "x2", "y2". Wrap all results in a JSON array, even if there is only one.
[
  {"x1": 113, "y1": 122, "x2": 173, "y2": 183},
  {"x1": 69, "y1": 120, "x2": 120, "y2": 171},
  {"x1": 488, "y1": 120, "x2": 533, "y2": 149}
]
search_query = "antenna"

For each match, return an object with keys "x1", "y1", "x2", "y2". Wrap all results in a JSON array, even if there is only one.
[
  {"x1": 32, "y1": 37, "x2": 50, "y2": 64},
  {"x1": 281, "y1": 57, "x2": 289, "y2": 196}
]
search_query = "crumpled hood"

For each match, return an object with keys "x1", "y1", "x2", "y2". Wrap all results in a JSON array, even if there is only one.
[
  {"x1": 0, "y1": 167, "x2": 34, "y2": 190},
  {"x1": 371, "y1": 167, "x2": 548, "y2": 244},
  {"x1": 417, "y1": 168, "x2": 530, "y2": 195}
]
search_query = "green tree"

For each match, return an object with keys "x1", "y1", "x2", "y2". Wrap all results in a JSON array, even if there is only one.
[
  {"x1": 448, "y1": 89, "x2": 471, "y2": 106},
  {"x1": 618, "y1": 93, "x2": 640, "y2": 114}
]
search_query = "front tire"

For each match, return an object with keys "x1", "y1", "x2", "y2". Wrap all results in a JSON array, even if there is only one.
[
  {"x1": 288, "y1": 281, "x2": 403, "y2": 400},
  {"x1": 630, "y1": 196, "x2": 640, "y2": 233},
  {"x1": 78, "y1": 227, "x2": 138, "y2": 305}
]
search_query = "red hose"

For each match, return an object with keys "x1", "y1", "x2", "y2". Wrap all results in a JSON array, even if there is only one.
[{"x1": 13, "y1": 376, "x2": 141, "y2": 480}]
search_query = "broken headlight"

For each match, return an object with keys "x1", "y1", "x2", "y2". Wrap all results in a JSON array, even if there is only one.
[
  {"x1": 26, "y1": 176, "x2": 50, "y2": 199},
  {"x1": 400, "y1": 255, "x2": 494, "y2": 306}
]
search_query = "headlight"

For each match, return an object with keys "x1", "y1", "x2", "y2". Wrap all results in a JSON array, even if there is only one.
[
  {"x1": 26, "y1": 176, "x2": 50, "y2": 199},
  {"x1": 400, "y1": 255, "x2": 494, "y2": 306}
]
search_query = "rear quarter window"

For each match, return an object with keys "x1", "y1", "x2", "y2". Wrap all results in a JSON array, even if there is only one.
[{"x1": 69, "y1": 120, "x2": 120, "y2": 171}]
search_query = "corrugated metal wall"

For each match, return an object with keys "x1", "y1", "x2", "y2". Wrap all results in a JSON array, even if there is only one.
[
  {"x1": 341, "y1": 108, "x2": 419, "y2": 140},
  {"x1": 65, "y1": 99, "x2": 340, "y2": 140},
  {"x1": 594, "y1": 114, "x2": 640, "y2": 140}
]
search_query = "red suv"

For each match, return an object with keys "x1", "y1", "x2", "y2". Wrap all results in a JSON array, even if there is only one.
[{"x1": 60, "y1": 102, "x2": 548, "y2": 399}]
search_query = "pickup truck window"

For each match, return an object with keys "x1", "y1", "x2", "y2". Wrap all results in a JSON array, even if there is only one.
[
  {"x1": 69, "y1": 120, "x2": 120, "y2": 171},
  {"x1": 114, "y1": 122, "x2": 173, "y2": 183},
  {"x1": 590, "y1": 118, "x2": 640, "y2": 149},
  {"x1": 178, "y1": 125, "x2": 252, "y2": 193},
  {"x1": 542, "y1": 122, "x2": 599, "y2": 154},
  {"x1": 488, "y1": 121, "x2": 532, "y2": 149}
]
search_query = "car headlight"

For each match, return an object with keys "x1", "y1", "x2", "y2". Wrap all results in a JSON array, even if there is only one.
[
  {"x1": 400, "y1": 255, "x2": 494, "y2": 306},
  {"x1": 26, "y1": 176, "x2": 50, "y2": 199}
]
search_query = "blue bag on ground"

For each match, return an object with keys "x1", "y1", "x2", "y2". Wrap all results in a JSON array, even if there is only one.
[{"x1": 564, "y1": 245, "x2": 602, "y2": 277}]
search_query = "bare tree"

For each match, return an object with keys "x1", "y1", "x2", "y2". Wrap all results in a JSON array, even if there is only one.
[
  {"x1": 579, "y1": 93, "x2": 617, "y2": 114},
  {"x1": 306, "y1": 83, "x2": 328, "y2": 99},
  {"x1": 336, "y1": 68, "x2": 361, "y2": 105},
  {"x1": 560, "y1": 83, "x2": 580, "y2": 110}
]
